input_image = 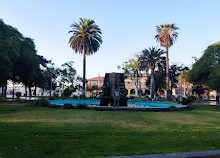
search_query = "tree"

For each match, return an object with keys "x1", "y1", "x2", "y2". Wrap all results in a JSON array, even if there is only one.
[
  {"x1": 120, "y1": 55, "x2": 142, "y2": 97},
  {"x1": 189, "y1": 41, "x2": 220, "y2": 93},
  {"x1": 155, "y1": 24, "x2": 179, "y2": 100},
  {"x1": 68, "y1": 18, "x2": 102, "y2": 97},
  {"x1": 139, "y1": 47, "x2": 165, "y2": 98},
  {"x1": 170, "y1": 65, "x2": 189, "y2": 95}
]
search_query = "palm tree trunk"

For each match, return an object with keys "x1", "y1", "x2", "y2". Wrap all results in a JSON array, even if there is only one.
[
  {"x1": 150, "y1": 70, "x2": 155, "y2": 99},
  {"x1": 82, "y1": 50, "x2": 86, "y2": 97},
  {"x1": 166, "y1": 47, "x2": 171, "y2": 100}
]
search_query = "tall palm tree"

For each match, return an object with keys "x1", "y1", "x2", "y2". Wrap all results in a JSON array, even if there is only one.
[
  {"x1": 155, "y1": 24, "x2": 179, "y2": 100},
  {"x1": 139, "y1": 47, "x2": 165, "y2": 99},
  {"x1": 69, "y1": 18, "x2": 102, "y2": 97}
]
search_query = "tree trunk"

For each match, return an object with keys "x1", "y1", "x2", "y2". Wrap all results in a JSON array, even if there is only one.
[
  {"x1": 12, "y1": 83, "x2": 15, "y2": 99},
  {"x1": 1, "y1": 86, "x2": 4, "y2": 97},
  {"x1": 25, "y1": 86, "x2": 27, "y2": 97},
  {"x1": 34, "y1": 84, "x2": 37, "y2": 97},
  {"x1": 165, "y1": 47, "x2": 171, "y2": 100},
  {"x1": 150, "y1": 70, "x2": 155, "y2": 99},
  {"x1": 28, "y1": 87, "x2": 32, "y2": 97},
  {"x1": 4, "y1": 85, "x2": 7, "y2": 97},
  {"x1": 82, "y1": 50, "x2": 86, "y2": 97}
]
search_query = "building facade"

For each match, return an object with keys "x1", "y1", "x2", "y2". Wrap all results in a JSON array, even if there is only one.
[{"x1": 86, "y1": 74, "x2": 150, "y2": 97}]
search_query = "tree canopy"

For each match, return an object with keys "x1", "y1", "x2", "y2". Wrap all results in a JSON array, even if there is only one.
[{"x1": 189, "y1": 42, "x2": 220, "y2": 92}]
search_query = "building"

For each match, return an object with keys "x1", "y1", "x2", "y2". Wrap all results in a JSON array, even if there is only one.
[{"x1": 86, "y1": 74, "x2": 150, "y2": 97}]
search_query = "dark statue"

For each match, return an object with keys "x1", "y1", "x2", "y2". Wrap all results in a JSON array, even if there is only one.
[{"x1": 100, "y1": 73, "x2": 128, "y2": 106}]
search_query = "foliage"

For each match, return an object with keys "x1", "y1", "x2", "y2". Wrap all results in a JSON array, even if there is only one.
[
  {"x1": 15, "y1": 92, "x2": 21, "y2": 99},
  {"x1": 34, "y1": 99, "x2": 50, "y2": 107},
  {"x1": 63, "y1": 103, "x2": 74, "y2": 109},
  {"x1": 155, "y1": 23, "x2": 179, "y2": 100},
  {"x1": 76, "y1": 103, "x2": 88, "y2": 109},
  {"x1": 168, "y1": 105, "x2": 178, "y2": 111},
  {"x1": 119, "y1": 55, "x2": 142, "y2": 96},
  {"x1": 192, "y1": 85, "x2": 205, "y2": 100},
  {"x1": 0, "y1": 19, "x2": 49, "y2": 97},
  {"x1": 189, "y1": 42, "x2": 220, "y2": 92},
  {"x1": 155, "y1": 24, "x2": 179, "y2": 48},
  {"x1": 56, "y1": 61, "x2": 80, "y2": 90},
  {"x1": 188, "y1": 96, "x2": 197, "y2": 102},
  {"x1": 63, "y1": 88, "x2": 73, "y2": 97},
  {"x1": 49, "y1": 104, "x2": 61, "y2": 108},
  {"x1": 139, "y1": 47, "x2": 165, "y2": 98},
  {"x1": 69, "y1": 18, "x2": 103, "y2": 97}
]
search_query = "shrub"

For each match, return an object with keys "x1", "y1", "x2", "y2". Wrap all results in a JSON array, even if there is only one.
[
  {"x1": 63, "y1": 103, "x2": 74, "y2": 109},
  {"x1": 49, "y1": 97, "x2": 56, "y2": 100},
  {"x1": 35, "y1": 99, "x2": 50, "y2": 107},
  {"x1": 53, "y1": 93, "x2": 59, "y2": 98},
  {"x1": 63, "y1": 88, "x2": 72, "y2": 97},
  {"x1": 168, "y1": 105, "x2": 178, "y2": 111},
  {"x1": 15, "y1": 92, "x2": 22, "y2": 99},
  {"x1": 76, "y1": 104, "x2": 88, "y2": 109},
  {"x1": 188, "y1": 96, "x2": 197, "y2": 102},
  {"x1": 49, "y1": 104, "x2": 61, "y2": 108}
]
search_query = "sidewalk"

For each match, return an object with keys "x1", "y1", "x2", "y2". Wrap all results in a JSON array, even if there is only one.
[{"x1": 99, "y1": 150, "x2": 220, "y2": 158}]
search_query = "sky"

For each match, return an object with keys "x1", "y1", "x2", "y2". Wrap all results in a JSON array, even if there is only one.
[{"x1": 0, "y1": 0, "x2": 220, "y2": 79}]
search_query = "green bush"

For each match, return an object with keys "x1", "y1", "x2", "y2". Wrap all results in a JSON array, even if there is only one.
[
  {"x1": 63, "y1": 88, "x2": 72, "y2": 97},
  {"x1": 63, "y1": 103, "x2": 75, "y2": 109},
  {"x1": 49, "y1": 97, "x2": 56, "y2": 100},
  {"x1": 15, "y1": 92, "x2": 22, "y2": 99},
  {"x1": 188, "y1": 96, "x2": 197, "y2": 102},
  {"x1": 168, "y1": 105, "x2": 178, "y2": 111},
  {"x1": 35, "y1": 99, "x2": 50, "y2": 107},
  {"x1": 49, "y1": 104, "x2": 61, "y2": 108},
  {"x1": 53, "y1": 93, "x2": 59, "y2": 98},
  {"x1": 76, "y1": 104, "x2": 88, "y2": 109}
]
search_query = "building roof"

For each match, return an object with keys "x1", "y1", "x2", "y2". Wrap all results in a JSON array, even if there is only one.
[{"x1": 88, "y1": 77, "x2": 104, "y2": 81}]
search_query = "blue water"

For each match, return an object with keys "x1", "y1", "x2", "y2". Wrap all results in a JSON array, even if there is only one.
[{"x1": 49, "y1": 99, "x2": 180, "y2": 107}]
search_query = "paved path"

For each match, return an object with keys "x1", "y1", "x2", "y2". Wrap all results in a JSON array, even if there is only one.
[
  {"x1": 193, "y1": 101, "x2": 219, "y2": 105},
  {"x1": 99, "y1": 150, "x2": 220, "y2": 158}
]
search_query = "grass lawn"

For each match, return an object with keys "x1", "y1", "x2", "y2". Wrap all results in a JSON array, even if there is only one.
[{"x1": 0, "y1": 104, "x2": 220, "y2": 158}]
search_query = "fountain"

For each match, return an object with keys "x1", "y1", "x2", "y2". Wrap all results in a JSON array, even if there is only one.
[{"x1": 100, "y1": 73, "x2": 128, "y2": 106}]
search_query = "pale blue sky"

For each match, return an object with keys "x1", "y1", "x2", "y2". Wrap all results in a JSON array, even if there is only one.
[{"x1": 0, "y1": 0, "x2": 220, "y2": 78}]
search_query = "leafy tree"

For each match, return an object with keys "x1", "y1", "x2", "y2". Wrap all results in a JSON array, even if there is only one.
[
  {"x1": 189, "y1": 41, "x2": 220, "y2": 92},
  {"x1": 69, "y1": 18, "x2": 103, "y2": 97},
  {"x1": 92, "y1": 85, "x2": 99, "y2": 91},
  {"x1": 192, "y1": 85, "x2": 205, "y2": 100},
  {"x1": 13, "y1": 38, "x2": 40, "y2": 96},
  {"x1": 139, "y1": 47, "x2": 165, "y2": 98},
  {"x1": 170, "y1": 65, "x2": 189, "y2": 95},
  {"x1": 120, "y1": 55, "x2": 141, "y2": 97},
  {"x1": 155, "y1": 24, "x2": 179, "y2": 100}
]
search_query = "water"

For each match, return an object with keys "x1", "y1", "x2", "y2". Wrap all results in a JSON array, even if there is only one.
[{"x1": 49, "y1": 99, "x2": 180, "y2": 108}]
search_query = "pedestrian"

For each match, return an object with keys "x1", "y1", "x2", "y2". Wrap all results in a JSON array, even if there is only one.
[
  {"x1": 113, "y1": 88, "x2": 120, "y2": 107},
  {"x1": 216, "y1": 94, "x2": 219, "y2": 105}
]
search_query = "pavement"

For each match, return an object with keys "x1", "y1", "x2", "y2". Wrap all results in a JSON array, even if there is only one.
[{"x1": 99, "y1": 150, "x2": 220, "y2": 158}]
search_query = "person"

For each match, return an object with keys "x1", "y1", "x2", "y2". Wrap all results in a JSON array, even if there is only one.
[
  {"x1": 216, "y1": 94, "x2": 219, "y2": 105},
  {"x1": 114, "y1": 88, "x2": 120, "y2": 107}
]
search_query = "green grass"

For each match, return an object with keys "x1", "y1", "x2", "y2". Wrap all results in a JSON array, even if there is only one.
[{"x1": 1, "y1": 104, "x2": 220, "y2": 158}]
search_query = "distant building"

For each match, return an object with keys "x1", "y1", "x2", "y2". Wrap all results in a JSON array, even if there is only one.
[{"x1": 86, "y1": 74, "x2": 150, "y2": 97}]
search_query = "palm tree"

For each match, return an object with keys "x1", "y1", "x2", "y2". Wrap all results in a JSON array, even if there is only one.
[
  {"x1": 155, "y1": 24, "x2": 179, "y2": 100},
  {"x1": 69, "y1": 18, "x2": 102, "y2": 97},
  {"x1": 139, "y1": 47, "x2": 165, "y2": 99}
]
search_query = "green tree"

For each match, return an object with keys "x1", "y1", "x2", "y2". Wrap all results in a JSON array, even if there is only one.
[
  {"x1": 139, "y1": 47, "x2": 165, "y2": 98},
  {"x1": 155, "y1": 24, "x2": 179, "y2": 100},
  {"x1": 189, "y1": 41, "x2": 220, "y2": 93},
  {"x1": 68, "y1": 18, "x2": 102, "y2": 97},
  {"x1": 120, "y1": 55, "x2": 141, "y2": 97}
]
